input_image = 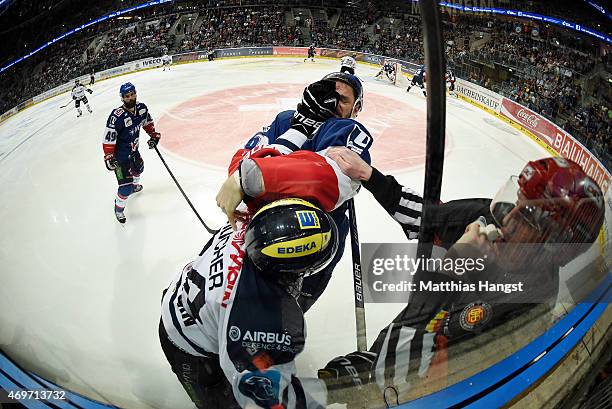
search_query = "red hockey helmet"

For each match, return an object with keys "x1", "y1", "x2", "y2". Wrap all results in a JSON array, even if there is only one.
[{"x1": 491, "y1": 157, "x2": 604, "y2": 265}]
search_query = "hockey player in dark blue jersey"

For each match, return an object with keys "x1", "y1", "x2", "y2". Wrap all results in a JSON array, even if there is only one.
[
  {"x1": 374, "y1": 59, "x2": 396, "y2": 82},
  {"x1": 304, "y1": 43, "x2": 316, "y2": 62},
  {"x1": 102, "y1": 82, "x2": 161, "y2": 223},
  {"x1": 217, "y1": 72, "x2": 372, "y2": 311},
  {"x1": 406, "y1": 65, "x2": 427, "y2": 97}
]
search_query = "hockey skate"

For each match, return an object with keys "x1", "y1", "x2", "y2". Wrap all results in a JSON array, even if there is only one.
[
  {"x1": 133, "y1": 184, "x2": 143, "y2": 193},
  {"x1": 77, "y1": 112, "x2": 82, "y2": 117},
  {"x1": 115, "y1": 208, "x2": 126, "y2": 224}
]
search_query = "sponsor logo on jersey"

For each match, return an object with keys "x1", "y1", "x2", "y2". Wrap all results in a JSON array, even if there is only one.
[
  {"x1": 231, "y1": 326, "x2": 297, "y2": 353},
  {"x1": 242, "y1": 330, "x2": 291, "y2": 345},
  {"x1": 221, "y1": 224, "x2": 247, "y2": 308},
  {"x1": 238, "y1": 371, "x2": 281, "y2": 407},
  {"x1": 425, "y1": 310, "x2": 449, "y2": 333},
  {"x1": 125, "y1": 117, "x2": 133, "y2": 127},
  {"x1": 459, "y1": 301, "x2": 492, "y2": 331},
  {"x1": 521, "y1": 165, "x2": 535, "y2": 180},
  {"x1": 139, "y1": 109, "x2": 146, "y2": 116},
  {"x1": 229, "y1": 325, "x2": 241, "y2": 341},
  {"x1": 296, "y1": 210, "x2": 320, "y2": 229}
]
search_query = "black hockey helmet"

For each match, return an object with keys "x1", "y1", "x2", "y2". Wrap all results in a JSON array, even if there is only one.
[
  {"x1": 245, "y1": 198, "x2": 338, "y2": 281},
  {"x1": 322, "y1": 72, "x2": 364, "y2": 116}
]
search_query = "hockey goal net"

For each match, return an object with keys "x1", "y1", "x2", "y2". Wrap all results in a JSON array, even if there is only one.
[{"x1": 393, "y1": 62, "x2": 410, "y2": 87}]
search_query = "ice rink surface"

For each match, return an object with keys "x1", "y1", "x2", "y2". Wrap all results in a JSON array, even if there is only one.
[{"x1": 0, "y1": 58, "x2": 550, "y2": 408}]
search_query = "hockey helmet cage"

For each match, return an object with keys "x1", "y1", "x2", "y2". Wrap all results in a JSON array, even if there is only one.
[
  {"x1": 245, "y1": 198, "x2": 338, "y2": 281},
  {"x1": 322, "y1": 72, "x2": 364, "y2": 115},
  {"x1": 120, "y1": 82, "x2": 136, "y2": 97},
  {"x1": 490, "y1": 157, "x2": 604, "y2": 265}
]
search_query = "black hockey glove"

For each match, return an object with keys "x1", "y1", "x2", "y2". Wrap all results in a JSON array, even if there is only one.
[
  {"x1": 290, "y1": 79, "x2": 339, "y2": 138},
  {"x1": 104, "y1": 153, "x2": 118, "y2": 171},
  {"x1": 318, "y1": 351, "x2": 376, "y2": 391},
  {"x1": 87, "y1": 89, "x2": 93, "y2": 94},
  {"x1": 147, "y1": 133, "x2": 160, "y2": 149}
]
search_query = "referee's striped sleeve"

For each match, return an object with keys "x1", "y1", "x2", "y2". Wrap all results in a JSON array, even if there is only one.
[{"x1": 362, "y1": 167, "x2": 423, "y2": 240}]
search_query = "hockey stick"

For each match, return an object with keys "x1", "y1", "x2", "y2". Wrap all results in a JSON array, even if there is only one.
[
  {"x1": 154, "y1": 146, "x2": 218, "y2": 235},
  {"x1": 59, "y1": 100, "x2": 73, "y2": 109},
  {"x1": 348, "y1": 198, "x2": 367, "y2": 351}
]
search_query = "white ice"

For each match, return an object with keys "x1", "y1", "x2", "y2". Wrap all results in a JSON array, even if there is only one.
[{"x1": 0, "y1": 58, "x2": 551, "y2": 408}]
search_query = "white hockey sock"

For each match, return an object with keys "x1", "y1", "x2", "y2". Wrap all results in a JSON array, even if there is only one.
[
  {"x1": 77, "y1": 108, "x2": 82, "y2": 115},
  {"x1": 115, "y1": 193, "x2": 127, "y2": 211}
]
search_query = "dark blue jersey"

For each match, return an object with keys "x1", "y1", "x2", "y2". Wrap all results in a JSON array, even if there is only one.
[{"x1": 102, "y1": 102, "x2": 153, "y2": 162}]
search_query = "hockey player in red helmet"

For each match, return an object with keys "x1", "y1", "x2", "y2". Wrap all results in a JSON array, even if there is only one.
[
  {"x1": 489, "y1": 157, "x2": 604, "y2": 267},
  {"x1": 316, "y1": 151, "x2": 605, "y2": 405}
]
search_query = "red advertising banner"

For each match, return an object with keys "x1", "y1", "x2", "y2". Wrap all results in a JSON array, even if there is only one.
[
  {"x1": 273, "y1": 47, "x2": 308, "y2": 56},
  {"x1": 500, "y1": 98, "x2": 610, "y2": 192}
]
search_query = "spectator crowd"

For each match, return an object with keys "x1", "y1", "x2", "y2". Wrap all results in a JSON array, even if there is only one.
[{"x1": 0, "y1": 1, "x2": 609, "y2": 169}]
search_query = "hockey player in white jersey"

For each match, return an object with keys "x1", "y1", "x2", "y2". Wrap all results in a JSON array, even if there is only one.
[
  {"x1": 71, "y1": 79, "x2": 93, "y2": 117},
  {"x1": 160, "y1": 198, "x2": 340, "y2": 408},
  {"x1": 162, "y1": 54, "x2": 171, "y2": 71},
  {"x1": 339, "y1": 54, "x2": 357, "y2": 75}
]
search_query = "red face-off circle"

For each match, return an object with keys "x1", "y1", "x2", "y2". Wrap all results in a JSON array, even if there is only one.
[{"x1": 157, "y1": 83, "x2": 450, "y2": 172}]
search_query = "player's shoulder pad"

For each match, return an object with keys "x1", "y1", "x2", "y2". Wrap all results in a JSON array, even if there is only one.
[
  {"x1": 260, "y1": 110, "x2": 293, "y2": 141},
  {"x1": 107, "y1": 107, "x2": 126, "y2": 127},
  {"x1": 136, "y1": 102, "x2": 148, "y2": 117},
  {"x1": 316, "y1": 117, "x2": 373, "y2": 156},
  {"x1": 321, "y1": 117, "x2": 372, "y2": 136},
  {"x1": 275, "y1": 109, "x2": 294, "y2": 123}
]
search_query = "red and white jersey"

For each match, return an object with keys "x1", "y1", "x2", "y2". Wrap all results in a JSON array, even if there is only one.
[{"x1": 228, "y1": 128, "x2": 364, "y2": 214}]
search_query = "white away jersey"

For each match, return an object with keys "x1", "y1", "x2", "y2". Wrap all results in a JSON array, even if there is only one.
[
  {"x1": 72, "y1": 85, "x2": 88, "y2": 100},
  {"x1": 161, "y1": 222, "x2": 327, "y2": 408}
]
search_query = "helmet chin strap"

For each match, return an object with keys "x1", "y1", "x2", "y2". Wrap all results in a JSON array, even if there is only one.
[{"x1": 350, "y1": 99, "x2": 362, "y2": 118}]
